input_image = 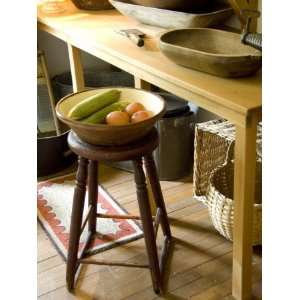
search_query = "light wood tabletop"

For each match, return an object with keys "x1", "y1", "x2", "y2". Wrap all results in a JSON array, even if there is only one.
[
  {"x1": 38, "y1": 2, "x2": 261, "y2": 299},
  {"x1": 37, "y1": 4, "x2": 261, "y2": 124}
]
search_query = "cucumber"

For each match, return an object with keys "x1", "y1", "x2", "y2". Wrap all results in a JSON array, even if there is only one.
[
  {"x1": 81, "y1": 101, "x2": 130, "y2": 124},
  {"x1": 68, "y1": 89, "x2": 121, "y2": 120}
]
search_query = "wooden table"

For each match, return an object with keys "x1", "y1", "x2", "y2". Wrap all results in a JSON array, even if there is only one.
[{"x1": 38, "y1": 3, "x2": 262, "y2": 300}]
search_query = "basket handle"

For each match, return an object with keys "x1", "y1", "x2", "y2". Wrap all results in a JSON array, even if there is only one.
[
  {"x1": 225, "y1": 140, "x2": 235, "y2": 163},
  {"x1": 206, "y1": 140, "x2": 234, "y2": 192}
]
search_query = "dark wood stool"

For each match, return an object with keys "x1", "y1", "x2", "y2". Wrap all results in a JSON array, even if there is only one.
[{"x1": 66, "y1": 128, "x2": 172, "y2": 294}]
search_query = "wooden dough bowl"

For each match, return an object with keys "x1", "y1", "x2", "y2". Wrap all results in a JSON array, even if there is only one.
[
  {"x1": 129, "y1": 0, "x2": 208, "y2": 10},
  {"x1": 159, "y1": 28, "x2": 262, "y2": 78},
  {"x1": 56, "y1": 87, "x2": 166, "y2": 146},
  {"x1": 109, "y1": 0, "x2": 233, "y2": 29}
]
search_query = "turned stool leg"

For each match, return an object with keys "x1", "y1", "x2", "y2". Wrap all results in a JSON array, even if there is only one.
[
  {"x1": 66, "y1": 157, "x2": 88, "y2": 291},
  {"x1": 133, "y1": 158, "x2": 162, "y2": 294},
  {"x1": 144, "y1": 154, "x2": 172, "y2": 238},
  {"x1": 88, "y1": 160, "x2": 98, "y2": 233}
]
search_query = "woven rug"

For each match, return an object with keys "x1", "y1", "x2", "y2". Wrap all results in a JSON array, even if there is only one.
[{"x1": 37, "y1": 173, "x2": 143, "y2": 260}]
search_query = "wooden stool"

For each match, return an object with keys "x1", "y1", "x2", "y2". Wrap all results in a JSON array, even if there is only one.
[{"x1": 66, "y1": 128, "x2": 172, "y2": 294}]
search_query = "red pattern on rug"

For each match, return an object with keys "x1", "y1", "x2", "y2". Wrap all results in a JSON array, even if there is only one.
[{"x1": 37, "y1": 174, "x2": 142, "y2": 259}]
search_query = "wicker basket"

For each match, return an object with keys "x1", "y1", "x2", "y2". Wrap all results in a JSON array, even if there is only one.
[
  {"x1": 207, "y1": 161, "x2": 262, "y2": 245},
  {"x1": 193, "y1": 119, "x2": 262, "y2": 203},
  {"x1": 71, "y1": 0, "x2": 112, "y2": 10},
  {"x1": 193, "y1": 119, "x2": 262, "y2": 244}
]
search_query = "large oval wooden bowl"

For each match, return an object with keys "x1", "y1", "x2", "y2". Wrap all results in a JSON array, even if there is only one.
[
  {"x1": 56, "y1": 87, "x2": 166, "y2": 146},
  {"x1": 129, "y1": 0, "x2": 208, "y2": 10},
  {"x1": 159, "y1": 28, "x2": 262, "y2": 78}
]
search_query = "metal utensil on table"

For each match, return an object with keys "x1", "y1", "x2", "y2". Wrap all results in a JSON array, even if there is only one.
[
  {"x1": 241, "y1": 9, "x2": 262, "y2": 50},
  {"x1": 118, "y1": 29, "x2": 145, "y2": 47}
]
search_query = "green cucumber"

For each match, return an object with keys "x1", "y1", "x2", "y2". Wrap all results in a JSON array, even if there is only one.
[
  {"x1": 81, "y1": 101, "x2": 130, "y2": 124},
  {"x1": 68, "y1": 89, "x2": 121, "y2": 120}
]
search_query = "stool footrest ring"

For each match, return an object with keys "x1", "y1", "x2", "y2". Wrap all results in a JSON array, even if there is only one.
[
  {"x1": 154, "y1": 208, "x2": 162, "y2": 238},
  {"x1": 159, "y1": 236, "x2": 173, "y2": 279},
  {"x1": 80, "y1": 205, "x2": 93, "y2": 235},
  {"x1": 78, "y1": 231, "x2": 94, "y2": 261},
  {"x1": 96, "y1": 213, "x2": 156, "y2": 220},
  {"x1": 79, "y1": 258, "x2": 150, "y2": 269},
  {"x1": 78, "y1": 236, "x2": 172, "y2": 273}
]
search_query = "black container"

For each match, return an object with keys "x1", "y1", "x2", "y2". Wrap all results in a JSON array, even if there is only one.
[
  {"x1": 154, "y1": 93, "x2": 194, "y2": 180},
  {"x1": 111, "y1": 92, "x2": 195, "y2": 180},
  {"x1": 37, "y1": 130, "x2": 76, "y2": 177}
]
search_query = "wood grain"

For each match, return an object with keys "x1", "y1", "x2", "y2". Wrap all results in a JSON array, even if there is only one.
[
  {"x1": 37, "y1": 6, "x2": 262, "y2": 299},
  {"x1": 159, "y1": 28, "x2": 261, "y2": 78},
  {"x1": 227, "y1": 0, "x2": 259, "y2": 32},
  {"x1": 109, "y1": 0, "x2": 233, "y2": 29},
  {"x1": 232, "y1": 115, "x2": 258, "y2": 300},
  {"x1": 37, "y1": 7, "x2": 261, "y2": 125},
  {"x1": 37, "y1": 165, "x2": 261, "y2": 299},
  {"x1": 67, "y1": 43, "x2": 85, "y2": 93}
]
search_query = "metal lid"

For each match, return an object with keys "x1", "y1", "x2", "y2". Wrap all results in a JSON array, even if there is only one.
[{"x1": 159, "y1": 93, "x2": 190, "y2": 118}]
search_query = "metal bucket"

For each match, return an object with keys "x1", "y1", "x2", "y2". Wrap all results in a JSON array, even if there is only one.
[
  {"x1": 154, "y1": 110, "x2": 194, "y2": 180},
  {"x1": 154, "y1": 93, "x2": 194, "y2": 180},
  {"x1": 37, "y1": 130, "x2": 76, "y2": 177}
]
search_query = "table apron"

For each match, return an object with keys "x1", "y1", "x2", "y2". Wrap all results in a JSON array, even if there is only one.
[{"x1": 38, "y1": 22, "x2": 260, "y2": 127}]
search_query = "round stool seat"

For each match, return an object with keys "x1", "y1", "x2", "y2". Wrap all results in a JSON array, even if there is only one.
[{"x1": 68, "y1": 128, "x2": 159, "y2": 162}]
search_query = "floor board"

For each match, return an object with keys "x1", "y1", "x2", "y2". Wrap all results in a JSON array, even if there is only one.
[{"x1": 38, "y1": 165, "x2": 261, "y2": 299}]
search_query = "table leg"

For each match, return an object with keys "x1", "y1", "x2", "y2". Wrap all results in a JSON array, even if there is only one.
[
  {"x1": 67, "y1": 43, "x2": 85, "y2": 92},
  {"x1": 134, "y1": 77, "x2": 157, "y2": 215},
  {"x1": 134, "y1": 77, "x2": 152, "y2": 90},
  {"x1": 38, "y1": 50, "x2": 62, "y2": 135},
  {"x1": 232, "y1": 115, "x2": 258, "y2": 300}
]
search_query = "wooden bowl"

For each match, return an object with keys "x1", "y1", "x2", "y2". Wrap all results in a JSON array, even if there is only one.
[
  {"x1": 56, "y1": 87, "x2": 166, "y2": 146},
  {"x1": 159, "y1": 28, "x2": 262, "y2": 78},
  {"x1": 129, "y1": 0, "x2": 208, "y2": 10},
  {"x1": 109, "y1": 0, "x2": 233, "y2": 29},
  {"x1": 71, "y1": 0, "x2": 113, "y2": 10}
]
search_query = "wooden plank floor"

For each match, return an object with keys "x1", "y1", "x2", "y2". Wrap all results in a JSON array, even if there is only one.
[{"x1": 38, "y1": 164, "x2": 261, "y2": 300}]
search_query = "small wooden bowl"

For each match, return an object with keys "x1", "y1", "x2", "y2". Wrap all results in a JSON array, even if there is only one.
[{"x1": 56, "y1": 87, "x2": 166, "y2": 146}]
